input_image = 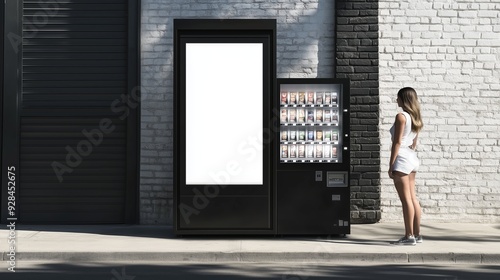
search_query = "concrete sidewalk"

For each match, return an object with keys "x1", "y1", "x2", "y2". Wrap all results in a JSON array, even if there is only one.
[{"x1": 1, "y1": 223, "x2": 499, "y2": 264}]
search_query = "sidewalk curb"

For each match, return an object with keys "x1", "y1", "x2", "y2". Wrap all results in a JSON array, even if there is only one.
[{"x1": 4, "y1": 252, "x2": 500, "y2": 264}]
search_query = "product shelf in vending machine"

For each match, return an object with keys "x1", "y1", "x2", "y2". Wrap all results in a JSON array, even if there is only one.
[
  {"x1": 276, "y1": 78, "x2": 350, "y2": 236},
  {"x1": 279, "y1": 84, "x2": 343, "y2": 164}
]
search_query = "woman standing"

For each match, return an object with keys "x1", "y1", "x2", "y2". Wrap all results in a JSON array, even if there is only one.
[{"x1": 389, "y1": 87, "x2": 423, "y2": 245}]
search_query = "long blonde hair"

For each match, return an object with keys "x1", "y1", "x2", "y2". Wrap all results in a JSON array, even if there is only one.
[{"x1": 398, "y1": 87, "x2": 423, "y2": 133}]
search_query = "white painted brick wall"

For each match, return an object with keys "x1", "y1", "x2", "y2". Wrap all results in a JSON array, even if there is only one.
[
  {"x1": 379, "y1": 0, "x2": 500, "y2": 222},
  {"x1": 140, "y1": 0, "x2": 335, "y2": 224}
]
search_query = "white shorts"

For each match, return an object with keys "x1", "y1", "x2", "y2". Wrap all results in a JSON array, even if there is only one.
[{"x1": 392, "y1": 147, "x2": 419, "y2": 174}]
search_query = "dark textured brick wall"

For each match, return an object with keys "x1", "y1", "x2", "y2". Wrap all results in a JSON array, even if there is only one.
[{"x1": 336, "y1": 0, "x2": 381, "y2": 223}]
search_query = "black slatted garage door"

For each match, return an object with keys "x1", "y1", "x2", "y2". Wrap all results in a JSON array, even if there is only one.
[{"x1": 17, "y1": 0, "x2": 138, "y2": 223}]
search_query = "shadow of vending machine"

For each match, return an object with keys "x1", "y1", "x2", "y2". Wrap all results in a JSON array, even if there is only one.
[{"x1": 276, "y1": 78, "x2": 350, "y2": 236}]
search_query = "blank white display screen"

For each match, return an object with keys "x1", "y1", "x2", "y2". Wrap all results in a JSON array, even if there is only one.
[{"x1": 185, "y1": 43, "x2": 263, "y2": 185}]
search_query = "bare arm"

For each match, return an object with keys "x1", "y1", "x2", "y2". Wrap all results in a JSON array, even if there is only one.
[
  {"x1": 389, "y1": 113, "x2": 405, "y2": 179},
  {"x1": 410, "y1": 134, "x2": 419, "y2": 150}
]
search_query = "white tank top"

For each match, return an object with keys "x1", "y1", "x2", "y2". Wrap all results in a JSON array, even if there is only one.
[{"x1": 390, "y1": 111, "x2": 417, "y2": 147}]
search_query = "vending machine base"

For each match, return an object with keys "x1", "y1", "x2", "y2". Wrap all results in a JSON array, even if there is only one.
[{"x1": 277, "y1": 170, "x2": 350, "y2": 235}]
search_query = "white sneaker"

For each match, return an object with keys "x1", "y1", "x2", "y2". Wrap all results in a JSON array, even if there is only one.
[
  {"x1": 394, "y1": 235, "x2": 416, "y2": 246},
  {"x1": 415, "y1": 235, "x2": 423, "y2": 243}
]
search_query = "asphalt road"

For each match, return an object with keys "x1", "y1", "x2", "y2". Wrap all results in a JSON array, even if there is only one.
[{"x1": 1, "y1": 262, "x2": 499, "y2": 280}]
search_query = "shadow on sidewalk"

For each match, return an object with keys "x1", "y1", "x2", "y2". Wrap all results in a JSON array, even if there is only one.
[{"x1": 1, "y1": 262, "x2": 499, "y2": 280}]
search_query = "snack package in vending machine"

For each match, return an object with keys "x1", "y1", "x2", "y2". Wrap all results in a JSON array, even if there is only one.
[
  {"x1": 289, "y1": 92, "x2": 297, "y2": 105},
  {"x1": 281, "y1": 145, "x2": 288, "y2": 158},
  {"x1": 281, "y1": 92, "x2": 288, "y2": 104}
]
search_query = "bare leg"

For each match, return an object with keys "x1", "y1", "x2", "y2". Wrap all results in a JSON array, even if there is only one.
[
  {"x1": 393, "y1": 171, "x2": 414, "y2": 237},
  {"x1": 409, "y1": 172, "x2": 421, "y2": 236}
]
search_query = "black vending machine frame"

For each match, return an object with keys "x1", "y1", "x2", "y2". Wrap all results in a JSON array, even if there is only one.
[
  {"x1": 173, "y1": 19, "x2": 276, "y2": 235},
  {"x1": 276, "y1": 78, "x2": 350, "y2": 235}
]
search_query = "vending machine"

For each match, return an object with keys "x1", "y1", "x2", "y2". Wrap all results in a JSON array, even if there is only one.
[
  {"x1": 276, "y1": 78, "x2": 350, "y2": 235},
  {"x1": 173, "y1": 19, "x2": 277, "y2": 235},
  {"x1": 173, "y1": 19, "x2": 350, "y2": 236}
]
